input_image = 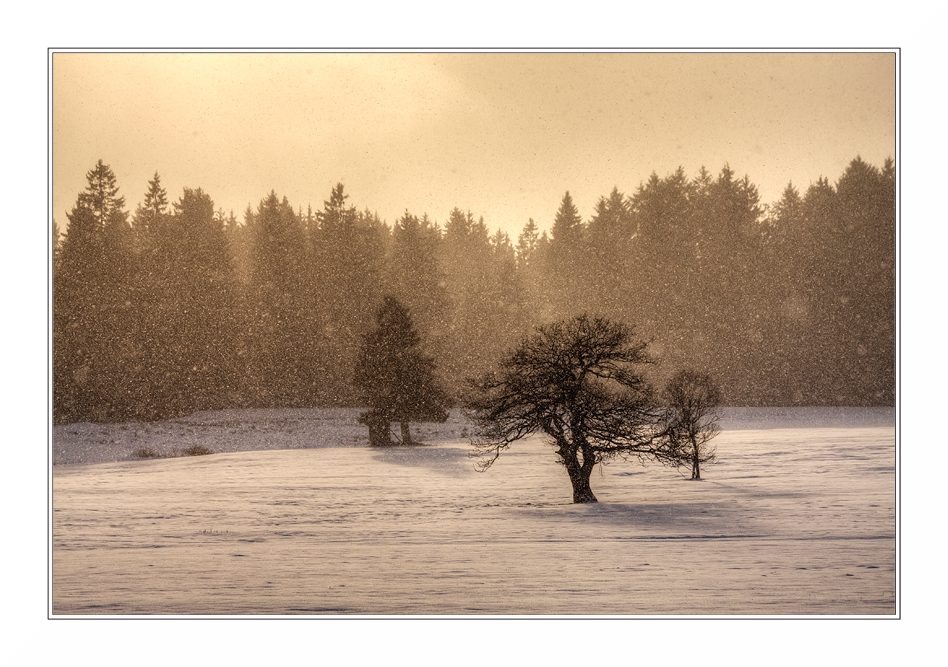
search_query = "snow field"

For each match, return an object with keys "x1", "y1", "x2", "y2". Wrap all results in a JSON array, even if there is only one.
[{"x1": 52, "y1": 408, "x2": 895, "y2": 615}]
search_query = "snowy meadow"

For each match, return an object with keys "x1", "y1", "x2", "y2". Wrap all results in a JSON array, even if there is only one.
[{"x1": 51, "y1": 407, "x2": 896, "y2": 616}]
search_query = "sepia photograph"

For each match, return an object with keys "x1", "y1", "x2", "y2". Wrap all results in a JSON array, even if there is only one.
[{"x1": 50, "y1": 49, "x2": 897, "y2": 618}]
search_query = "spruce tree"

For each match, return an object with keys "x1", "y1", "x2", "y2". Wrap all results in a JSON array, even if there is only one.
[
  {"x1": 133, "y1": 172, "x2": 168, "y2": 242},
  {"x1": 245, "y1": 191, "x2": 314, "y2": 405},
  {"x1": 586, "y1": 186, "x2": 634, "y2": 316},
  {"x1": 54, "y1": 160, "x2": 137, "y2": 421},
  {"x1": 388, "y1": 210, "x2": 448, "y2": 339},
  {"x1": 77, "y1": 159, "x2": 127, "y2": 230},
  {"x1": 312, "y1": 184, "x2": 385, "y2": 400},
  {"x1": 547, "y1": 191, "x2": 586, "y2": 319},
  {"x1": 355, "y1": 296, "x2": 448, "y2": 445},
  {"x1": 515, "y1": 218, "x2": 539, "y2": 270}
]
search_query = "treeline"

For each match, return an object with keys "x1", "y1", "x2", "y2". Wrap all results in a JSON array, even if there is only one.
[{"x1": 53, "y1": 157, "x2": 894, "y2": 423}]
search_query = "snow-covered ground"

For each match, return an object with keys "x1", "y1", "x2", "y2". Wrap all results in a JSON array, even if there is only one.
[{"x1": 51, "y1": 407, "x2": 896, "y2": 616}]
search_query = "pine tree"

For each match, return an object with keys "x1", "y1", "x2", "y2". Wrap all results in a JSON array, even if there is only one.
[
  {"x1": 77, "y1": 159, "x2": 127, "y2": 230},
  {"x1": 314, "y1": 185, "x2": 381, "y2": 339},
  {"x1": 388, "y1": 210, "x2": 448, "y2": 338},
  {"x1": 755, "y1": 181, "x2": 809, "y2": 404},
  {"x1": 824, "y1": 156, "x2": 895, "y2": 404},
  {"x1": 355, "y1": 296, "x2": 448, "y2": 445},
  {"x1": 54, "y1": 160, "x2": 134, "y2": 421},
  {"x1": 246, "y1": 191, "x2": 313, "y2": 404},
  {"x1": 586, "y1": 186, "x2": 634, "y2": 316},
  {"x1": 550, "y1": 191, "x2": 583, "y2": 245},
  {"x1": 309, "y1": 184, "x2": 387, "y2": 403},
  {"x1": 547, "y1": 191, "x2": 587, "y2": 318},
  {"x1": 53, "y1": 202, "x2": 102, "y2": 420},
  {"x1": 685, "y1": 165, "x2": 764, "y2": 402},
  {"x1": 515, "y1": 218, "x2": 539, "y2": 270},
  {"x1": 514, "y1": 217, "x2": 546, "y2": 325},
  {"x1": 133, "y1": 172, "x2": 168, "y2": 243},
  {"x1": 123, "y1": 186, "x2": 239, "y2": 418},
  {"x1": 252, "y1": 191, "x2": 305, "y2": 289},
  {"x1": 628, "y1": 168, "x2": 696, "y2": 334}
]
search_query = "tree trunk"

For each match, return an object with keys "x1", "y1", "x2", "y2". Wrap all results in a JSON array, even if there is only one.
[
  {"x1": 362, "y1": 413, "x2": 393, "y2": 446},
  {"x1": 553, "y1": 428, "x2": 599, "y2": 503},
  {"x1": 691, "y1": 436, "x2": 700, "y2": 479},
  {"x1": 400, "y1": 421, "x2": 412, "y2": 445},
  {"x1": 568, "y1": 468, "x2": 598, "y2": 503},
  {"x1": 372, "y1": 420, "x2": 392, "y2": 447},
  {"x1": 564, "y1": 449, "x2": 598, "y2": 503}
]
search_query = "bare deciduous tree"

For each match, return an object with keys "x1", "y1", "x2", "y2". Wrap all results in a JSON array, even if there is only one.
[
  {"x1": 663, "y1": 370, "x2": 722, "y2": 479},
  {"x1": 465, "y1": 315, "x2": 678, "y2": 503}
]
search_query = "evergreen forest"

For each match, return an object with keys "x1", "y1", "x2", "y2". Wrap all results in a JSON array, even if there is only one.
[{"x1": 52, "y1": 157, "x2": 895, "y2": 423}]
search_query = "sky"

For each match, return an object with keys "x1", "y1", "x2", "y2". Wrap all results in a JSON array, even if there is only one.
[{"x1": 52, "y1": 51, "x2": 895, "y2": 238}]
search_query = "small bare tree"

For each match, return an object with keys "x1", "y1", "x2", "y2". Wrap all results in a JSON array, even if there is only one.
[{"x1": 663, "y1": 370, "x2": 722, "y2": 480}]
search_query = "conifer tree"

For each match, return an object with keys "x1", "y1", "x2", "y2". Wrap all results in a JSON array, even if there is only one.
[
  {"x1": 118, "y1": 185, "x2": 239, "y2": 418},
  {"x1": 246, "y1": 191, "x2": 314, "y2": 404},
  {"x1": 133, "y1": 172, "x2": 169, "y2": 243},
  {"x1": 514, "y1": 217, "x2": 546, "y2": 325},
  {"x1": 52, "y1": 219, "x2": 62, "y2": 264},
  {"x1": 314, "y1": 185, "x2": 383, "y2": 350},
  {"x1": 309, "y1": 184, "x2": 386, "y2": 403},
  {"x1": 515, "y1": 218, "x2": 539, "y2": 270},
  {"x1": 355, "y1": 296, "x2": 448, "y2": 445},
  {"x1": 54, "y1": 160, "x2": 134, "y2": 421},
  {"x1": 550, "y1": 191, "x2": 583, "y2": 245},
  {"x1": 389, "y1": 210, "x2": 448, "y2": 338},
  {"x1": 77, "y1": 160, "x2": 127, "y2": 230},
  {"x1": 627, "y1": 168, "x2": 700, "y2": 373},
  {"x1": 586, "y1": 186, "x2": 634, "y2": 316},
  {"x1": 547, "y1": 191, "x2": 586, "y2": 318}
]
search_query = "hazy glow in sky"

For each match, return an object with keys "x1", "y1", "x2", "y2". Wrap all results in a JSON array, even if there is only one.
[{"x1": 53, "y1": 51, "x2": 895, "y2": 236}]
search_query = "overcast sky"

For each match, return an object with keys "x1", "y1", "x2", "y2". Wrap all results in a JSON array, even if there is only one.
[{"x1": 52, "y1": 51, "x2": 895, "y2": 237}]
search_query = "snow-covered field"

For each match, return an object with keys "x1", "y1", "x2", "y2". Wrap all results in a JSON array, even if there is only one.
[{"x1": 51, "y1": 407, "x2": 896, "y2": 616}]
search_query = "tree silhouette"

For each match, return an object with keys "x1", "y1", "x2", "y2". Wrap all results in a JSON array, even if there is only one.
[
  {"x1": 546, "y1": 192, "x2": 586, "y2": 319},
  {"x1": 77, "y1": 159, "x2": 128, "y2": 232},
  {"x1": 246, "y1": 191, "x2": 315, "y2": 404},
  {"x1": 663, "y1": 370, "x2": 722, "y2": 480},
  {"x1": 355, "y1": 296, "x2": 448, "y2": 445},
  {"x1": 312, "y1": 184, "x2": 387, "y2": 401},
  {"x1": 466, "y1": 315, "x2": 678, "y2": 503},
  {"x1": 54, "y1": 160, "x2": 134, "y2": 421},
  {"x1": 586, "y1": 186, "x2": 634, "y2": 316},
  {"x1": 388, "y1": 211, "x2": 447, "y2": 336},
  {"x1": 515, "y1": 218, "x2": 539, "y2": 270},
  {"x1": 132, "y1": 171, "x2": 169, "y2": 250}
]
